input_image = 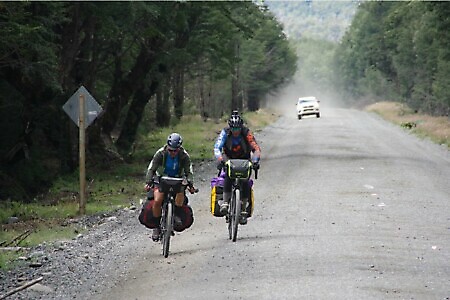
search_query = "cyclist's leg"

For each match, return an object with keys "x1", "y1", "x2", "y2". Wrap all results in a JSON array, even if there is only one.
[
  {"x1": 174, "y1": 191, "x2": 186, "y2": 228},
  {"x1": 175, "y1": 190, "x2": 185, "y2": 207},
  {"x1": 240, "y1": 180, "x2": 250, "y2": 224},
  {"x1": 220, "y1": 176, "x2": 232, "y2": 213},
  {"x1": 241, "y1": 179, "x2": 250, "y2": 210},
  {"x1": 152, "y1": 188, "x2": 164, "y2": 217},
  {"x1": 151, "y1": 188, "x2": 163, "y2": 241}
]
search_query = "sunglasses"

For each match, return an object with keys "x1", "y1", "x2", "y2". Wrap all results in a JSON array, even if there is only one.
[
  {"x1": 231, "y1": 127, "x2": 241, "y2": 132},
  {"x1": 168, "y1": 148, "x2": 179, "y2": 153}
]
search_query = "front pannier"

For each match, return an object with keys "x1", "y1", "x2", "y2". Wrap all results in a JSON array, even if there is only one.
[
  {"x1": 210, "y1": 170, "x2": 255, "y2": 217},
  {"x1": 139, "y1": 190, "x2": 193, "y2": 230},
  {"x1": 210, "y1": 172, "x2": 225, "y2": 217},
  {"x1": 138, "y1": 199, "x2": 159, "y2": 229},
  {"x1": 174, "y1": 205, "x2": 194, "y2": 232}
]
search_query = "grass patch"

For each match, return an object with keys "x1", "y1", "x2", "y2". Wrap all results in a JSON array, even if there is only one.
[
  {"x1": 0, "y1": 251, "x2": 24, "y2": 270},
  {"x1": 0, "y1": 220, "x2": 84, "y2": 270},
  {"x1": 365, "y1": 101, "x2": 450, "y2": 148}
]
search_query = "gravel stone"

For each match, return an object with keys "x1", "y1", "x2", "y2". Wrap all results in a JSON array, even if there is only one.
[{"x1": 0, "y1": 160, "x2": 215, "y2": 300}]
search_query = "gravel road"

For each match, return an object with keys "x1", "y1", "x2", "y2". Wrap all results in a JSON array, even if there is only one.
[{"x1": 1, "y1": 106, "x2": 450, "y2": 300}]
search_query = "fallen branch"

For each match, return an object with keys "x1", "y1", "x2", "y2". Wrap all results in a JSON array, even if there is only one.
[
  {"x1": 4, "y1": 229, "x2": 32, "y2": 247},
  {"x1": 0, "y1": 276, "x2": 43, "y2": 299},
  {"x1": 0, "y1": 247, "x2": 29, "y2": 252}
]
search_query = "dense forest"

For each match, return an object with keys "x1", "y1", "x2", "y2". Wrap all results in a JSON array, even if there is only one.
[
  {"x1": 334, "y1": 1, "x2": 450, "y2": 115},
  {"x1": 0, "y1": 2, "x2": 297, "y2": 201}
]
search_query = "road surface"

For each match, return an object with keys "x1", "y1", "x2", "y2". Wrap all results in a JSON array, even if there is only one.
[{"x1": 99, "y1": 107, "x2": 450, "y2": 300}]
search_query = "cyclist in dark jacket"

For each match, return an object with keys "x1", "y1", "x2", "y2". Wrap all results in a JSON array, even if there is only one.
[
  {"x1": 146, "y1": 133, "x2": 195, "y2": 241},
  {"x1": 213, "y1": 111, "x2": 261, "y2": 224}
]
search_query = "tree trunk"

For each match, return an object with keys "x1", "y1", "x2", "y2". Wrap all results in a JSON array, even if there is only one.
[
  {"x1": 116, "y1": 80, "x2": 159, "y2": 157},
  {"x1": 155, "y1": 77, "x2": 171, "y2": 127},
  {"x1": 101, "y1": 47, "x2": 152, "y2": 137},
  {"x1": 173, "y1": 67, "x2": 184, "y2": 119},
  {"x1": 231, "y1": 40, "x2": 241, "y2": 113},
  {"x1": 155, "y1": 86, "x2": 164, "y2": 127},
  {"x1": 162, "y1": 80, "x2": 171, "y2": 126},
  {"x1": 198, "y1": 66, "x2": 208, "y2": 121},
  {"x1": 247, "y1": 90, "x2": 260, "y2": 112}
]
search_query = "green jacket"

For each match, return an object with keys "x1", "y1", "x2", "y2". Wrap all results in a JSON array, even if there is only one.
[{"x1": 145, "y1": 145, "x2": 194, "y2": 184}]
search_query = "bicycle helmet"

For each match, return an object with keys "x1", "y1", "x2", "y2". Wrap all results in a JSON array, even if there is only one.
[
  {"x1": 228, "y1": 112, "x2": 243, "y2": 128},
  {"x1": 167, "y1": 133, "x2": 183, "y2": 149}
]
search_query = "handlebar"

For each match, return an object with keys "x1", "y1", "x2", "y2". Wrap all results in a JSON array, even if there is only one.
[
  {"x1": 253, "y1": 164, "x2": 259, "y2": 180},
  {"x1": 146, "y1": 176, "x2": 199, "y2": 194}
]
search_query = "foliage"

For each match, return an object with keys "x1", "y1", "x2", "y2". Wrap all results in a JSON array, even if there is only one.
[
  {"x1": 334, "y1": 2, "x2": 450, "y2": 116},
  {"x1": 265, "y1": 0, "x2": 357, "y2": 42},
  {"x1": 0, "y1": 2, "x2": 295, "y2": 202}
]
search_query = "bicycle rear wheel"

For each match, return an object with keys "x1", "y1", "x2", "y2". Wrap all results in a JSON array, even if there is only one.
[
  {"x1": 162, "y1": 202, "x2": 173, "y2": 258},
  {"x1": 231, "y1": 189, "x2": 241, "y2": 242}
]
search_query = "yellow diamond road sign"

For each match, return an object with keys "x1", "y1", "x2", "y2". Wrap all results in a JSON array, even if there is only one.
[{"x1": 63, "y1": 86, "x2": 103, "y2": 129}]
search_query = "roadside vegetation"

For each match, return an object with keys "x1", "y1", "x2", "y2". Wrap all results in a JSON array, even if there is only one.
[
  {"x1": 0, "y1": 2, "x2": 296, "y2": 203},
  {"x1": 0, "y1": 109, "x2": 278, "y2": 269},
  {"x1": 366, "y1": 101, "x2": 450, "y2": 148},
  {"x1": 334, "y1": 2, "x2": 450, "y2": 117}
]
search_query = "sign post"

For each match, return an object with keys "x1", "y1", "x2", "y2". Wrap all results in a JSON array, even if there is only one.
[
  {"x1": 78, "y1": 93, "x2": 86, "y2": 214},
  {"x1": 63, "y1": 86, "x2": 102, "y2": 215}
]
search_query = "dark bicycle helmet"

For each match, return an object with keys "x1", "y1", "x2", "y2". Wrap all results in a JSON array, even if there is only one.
[
  {"x1": 228, "y1": 112, "x2": 243, "y2": 128},
  {"x1": 167, "y1": 133, "x2": 183, "y2": 149}
]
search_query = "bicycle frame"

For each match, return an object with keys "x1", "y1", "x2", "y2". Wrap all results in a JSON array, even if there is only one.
[
  {"x1": 223, "y1": 159, "x2": 256, "y2": 242},
  {"x1": 157, "y1": 176, "x2": 186, "y2": 258},
  {"x1": 228, "y1": 177, "x2": 243, "y2": 242}
]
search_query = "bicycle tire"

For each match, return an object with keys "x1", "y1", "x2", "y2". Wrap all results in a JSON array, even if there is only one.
[
  {"x1": 228, "y1": 192, "x2": 234, "y2": 240},
  {"x1": 232, "y1": 189, "x2": 240, "y2": 242},
  {"x1": 162, "y1": 201, "x2": 173, "y2": 258}
]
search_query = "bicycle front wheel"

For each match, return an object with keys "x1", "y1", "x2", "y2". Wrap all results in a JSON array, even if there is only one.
[
  {"x1": 231, "y1": 189, "x2": 241, "y2": 242},
  {"x1": 228, "y1": 194, "x2": 234, "y2": 240},
  {"x1": 162, "y1": 202, "x2": 173, "y2": 258}
]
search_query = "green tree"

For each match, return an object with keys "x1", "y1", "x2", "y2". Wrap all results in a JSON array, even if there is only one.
[{"x1": 0, "y1": 1, "x2": 297, "y2": 201}]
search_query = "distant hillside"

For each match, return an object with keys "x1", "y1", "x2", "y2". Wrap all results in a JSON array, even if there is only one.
[{"x1": 265, "y1": 1, "x2": 357, "y2": 42}]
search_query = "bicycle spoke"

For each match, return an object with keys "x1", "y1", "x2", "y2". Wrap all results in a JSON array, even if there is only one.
[
  {"x1": 232, "y1": 189, "x2": 240, "y2": 242},
  {"x1": 163, "y1": 201, "x2": 173, "y2": 258}
]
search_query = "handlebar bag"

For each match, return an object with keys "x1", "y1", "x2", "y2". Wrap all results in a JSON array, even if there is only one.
[{"x1": 227, "y1": 159, "x2": 252, "y2": 179}]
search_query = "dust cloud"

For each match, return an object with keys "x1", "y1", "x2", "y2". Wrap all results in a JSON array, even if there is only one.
[{"x1": 264, "y1": 76, "x2": 348, "y2": 117}]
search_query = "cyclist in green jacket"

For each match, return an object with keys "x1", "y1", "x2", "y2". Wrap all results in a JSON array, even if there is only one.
[{"x1": 145, "y1": 133, "x2": 196, "y2": 241}]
